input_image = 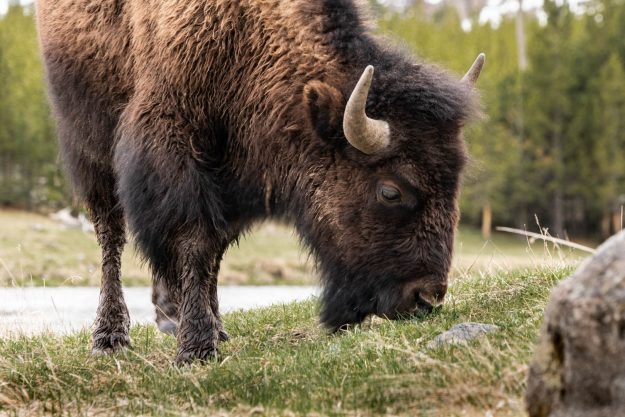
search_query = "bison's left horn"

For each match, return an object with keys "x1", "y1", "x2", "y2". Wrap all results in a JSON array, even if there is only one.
[
  {"x1": 462, "y1": 53, "x2": 485, "y2": 85},
  {"x1": 343, "y1": 65, "x2": 390, "y2": 155}
]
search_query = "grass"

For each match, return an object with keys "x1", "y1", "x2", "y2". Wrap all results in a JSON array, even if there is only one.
[
  {"x1": 0, "y1": 266, "x2": 573, "y2": 416},
  {"x1": 0, "y1": 210, "x2": 312, "y2": 287},
  {"x1": 0, "y1": 209, "x2": 587, "y2": 287}
]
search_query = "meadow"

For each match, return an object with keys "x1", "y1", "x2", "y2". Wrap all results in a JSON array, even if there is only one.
[
  {"x1": 0, "y1": 209, "x2": 589, "y2": 415},
  {"x1": 0, "y1": 210, "x2": 311, "y2": 287},
  {"x1": 0, "y1": 210, "x2": 586, "y2": 287},
  {"x1": 0, "y1": 266, "x2": 572, "y2": 416}
]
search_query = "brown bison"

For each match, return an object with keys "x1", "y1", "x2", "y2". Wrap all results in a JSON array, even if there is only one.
[{"x1": 36, "y1": 0, "x2": 483, "y2": 363}]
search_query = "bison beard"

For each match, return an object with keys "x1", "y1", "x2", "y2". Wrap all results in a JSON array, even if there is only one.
[{"x1": 36, "y1": 0, "x2": 482, "y2": 363}]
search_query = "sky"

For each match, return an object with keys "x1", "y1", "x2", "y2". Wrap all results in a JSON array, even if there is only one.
[
  {"x1": 0, "y1": 0, "x2": 30, "y2": 15},
  {"x1": 378, "y1": 0, "x2": 549, "y2": 27},
  {"x1": 0, "y1": 0, "x2": 590, "y2": 29}
]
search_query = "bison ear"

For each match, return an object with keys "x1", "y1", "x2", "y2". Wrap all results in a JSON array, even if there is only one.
[{"x1": 303, "y1": 80, "x2": 344, "y2": 143}]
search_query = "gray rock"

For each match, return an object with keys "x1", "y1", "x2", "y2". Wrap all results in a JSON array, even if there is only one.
[
  {"x1": 427, "y1": 322, "x2": 499, "y2": 348},
  {"x1": 526, "y1": 230, "x2": 625, "y2": 417},
  {"x1": 49, "y1": 207, "x2": 94, "y2": 233},
  {"x1": 30, "y1": 223, "x2": 46, "y2": 232}
]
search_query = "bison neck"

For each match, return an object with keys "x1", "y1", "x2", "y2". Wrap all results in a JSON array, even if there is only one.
[{"x1": 207, "y1": 1, "x2": 380, "y2": 217}]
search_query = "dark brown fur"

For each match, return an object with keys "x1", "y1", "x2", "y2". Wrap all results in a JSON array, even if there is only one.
[{"x1": 36, "y1": 0, "x2": 478, "y2": 363}]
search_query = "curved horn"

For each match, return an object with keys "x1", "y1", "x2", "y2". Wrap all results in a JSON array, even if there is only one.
[
  {"x1": 462, "y1": 53, "x2": 485, "y2": 85},
  {"x1": 343, "y1": 66, "x2": 390, "y2": 154}
]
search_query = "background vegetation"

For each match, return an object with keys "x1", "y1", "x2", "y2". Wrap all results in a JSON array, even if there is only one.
[
  {"x1": 374, "y1": 0, "x2": 625, "y2": 239},
  {"x1": 1, "y1": 0, "x2": 624, "y2": 237},
  {"x1": 0, "y1": 3, "x2": 62, "y2": 211}
]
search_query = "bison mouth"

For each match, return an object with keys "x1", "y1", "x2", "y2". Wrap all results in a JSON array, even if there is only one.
[
  {"x1": 380, "y1": 290, "x2": 439, "y2": 321},
  {"x1": 413, "y1": 292, "x2": 435, "y2": 314},
  {"x1": 320, "y1": 273, "x2": 447, "y2": 331},
  {"x1": 376, "y1": 274, "x2": 447, "y2": 320}
]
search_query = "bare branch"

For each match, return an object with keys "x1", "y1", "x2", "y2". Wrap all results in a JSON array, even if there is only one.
[{"x1": 495, "y1": 227, "x2": 596, "y2": 254}]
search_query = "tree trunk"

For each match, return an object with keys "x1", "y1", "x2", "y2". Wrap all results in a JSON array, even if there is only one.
[
  {"x1": 516, "y1": 0, "x2": 528, "y2": 72},
  {"x1": 552, "y1": 186, "x2": 564, "y2": 237},
  {"x1": 551, "y1": 113, "x2": 565, "y2": 237},
  {"x1": 482, "y1": 203, "x2": 492, "y2": 240},
  {"x1": 612, "y1": 210, "x2": 622, "y2": 234},
  {"x1": 601, "y1": 211, "x2": 611, "y2": 238}
]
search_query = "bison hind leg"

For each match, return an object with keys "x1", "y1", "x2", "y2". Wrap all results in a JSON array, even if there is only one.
[
  {"x1": 152, "y1": 279, "x2": 179, "y2": 336},
  {"x1": 152, "y1": 275, "x2": 229, "y2": 341}
]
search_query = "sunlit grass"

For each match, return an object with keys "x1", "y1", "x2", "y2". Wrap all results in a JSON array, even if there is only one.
[
  {"x1": 0, "y1": 266, "x2": 572, "y2": 416},
  {"x1": 0, "y1": 210, "x2": 313, "y2": 287},
  {"x1": 0, "y1": 209, "x2": 587, "y2": 288}
]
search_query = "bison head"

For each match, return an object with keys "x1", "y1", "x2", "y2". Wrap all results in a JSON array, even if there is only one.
[{"x1": 299, "y1": 54, "x2": 484, "y2": 331}]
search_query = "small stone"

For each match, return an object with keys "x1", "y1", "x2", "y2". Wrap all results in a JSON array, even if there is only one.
[
  {"x1": 30, "y1": 223, "x2": 45, "y2": 232},
  {"x1": 427, "y1": 322, "x2": 499, "y2": 348},
  {"x1": 49, "y1": 208, "x2": 81, "y2": 229}
]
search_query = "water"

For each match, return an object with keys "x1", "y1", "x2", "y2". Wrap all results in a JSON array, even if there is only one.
[{"x1": 0, "y1": 286, "x2": 318, "y2": 336}]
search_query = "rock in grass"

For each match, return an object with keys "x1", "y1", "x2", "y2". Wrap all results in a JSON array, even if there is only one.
[
  {"x1": 427, "y1": 322, "x2": 499, "y2": 348},
  {"x1": 526, "y1": 230, "x2": 625, "y2": 417}
]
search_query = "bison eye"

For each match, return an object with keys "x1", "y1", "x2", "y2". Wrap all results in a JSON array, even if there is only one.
[{"x1": 379, "y1": 184, "x2": 401, "y2": 203}]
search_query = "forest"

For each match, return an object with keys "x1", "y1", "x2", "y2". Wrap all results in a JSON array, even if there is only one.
[{"x1": 1, "y1": 0, "x2": 624, "y2": 239}]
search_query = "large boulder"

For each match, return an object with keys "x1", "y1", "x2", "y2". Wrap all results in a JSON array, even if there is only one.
[{"x1": 526, "y1": 230, "x2": 625, "y2": 417}]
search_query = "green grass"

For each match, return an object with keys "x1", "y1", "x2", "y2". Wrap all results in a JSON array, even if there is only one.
[
  {"x1": 0, "y1": 266, "x2": 573, "y2": 416},
  {"x1": 0, "y1": 209, "x2": 587, "y2": 287}
]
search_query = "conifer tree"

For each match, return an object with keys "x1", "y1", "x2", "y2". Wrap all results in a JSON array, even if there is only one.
[{"x1": 592, "y1": 54, "x2": 625, "y2": 236}]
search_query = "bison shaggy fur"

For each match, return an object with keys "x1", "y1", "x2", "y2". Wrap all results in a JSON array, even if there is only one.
[{"x1": 36, "y1": 0, "x2": 480, "y2": 363}]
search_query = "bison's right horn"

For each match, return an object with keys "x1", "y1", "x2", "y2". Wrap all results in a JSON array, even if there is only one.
[
  {"x1": 462, "y1": 53, "x2": 485, "y2": 85},
  {"x1": 343, "y1": 66, "x2": 390, "y2": 155}
]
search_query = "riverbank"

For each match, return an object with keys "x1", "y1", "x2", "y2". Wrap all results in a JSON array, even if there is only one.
[{"x1": 0, "y1": 285, "x2": 317, "y2": 336}]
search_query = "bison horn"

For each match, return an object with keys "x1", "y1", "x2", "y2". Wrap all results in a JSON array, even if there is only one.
[
  {"x1": 343, "y1": 66, "x2": 390, "y2": 154},
  {"x1": 462, "y1": 53, "x2": 485, "y2": 85}
]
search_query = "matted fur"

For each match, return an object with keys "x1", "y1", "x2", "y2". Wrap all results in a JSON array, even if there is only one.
[{"x1": 37, "y1": 0, "x2": 479, "y2": 362}]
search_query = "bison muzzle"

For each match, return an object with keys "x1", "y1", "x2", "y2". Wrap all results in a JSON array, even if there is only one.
[{"x1": 36, "y1": 0, "x2": 483, "y2": 363}]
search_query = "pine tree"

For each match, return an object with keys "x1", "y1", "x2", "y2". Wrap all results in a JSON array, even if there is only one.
[
  {"x1": 592, "y1": 54, "x2": 625, "y2": 236},
  {"x1": 0, "y1": 4, "x2": 62, "y2": 209},
  {"x1": 523, "y1": 0, "x2": 575, "y2": 237}
]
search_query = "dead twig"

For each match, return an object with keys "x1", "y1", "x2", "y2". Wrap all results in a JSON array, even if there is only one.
[{"x1": 495, "y1": 227, "x2": 595, "y2": 254}]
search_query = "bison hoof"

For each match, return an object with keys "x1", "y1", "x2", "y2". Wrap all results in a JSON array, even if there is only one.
[
  {"x1": 218, "y1": 329, "x2": 229, "y2": 342},
  {"x1": 91, "y1": 331, "x2": 131, "y2": 355},
  {"x1": 175, "y1": 345, "x2": 218, "y2": 365}
]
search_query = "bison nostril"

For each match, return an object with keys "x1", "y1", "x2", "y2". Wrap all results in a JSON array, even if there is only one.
[{"x1": 413, "y1": 291, "x2": 434, "y2": 313}]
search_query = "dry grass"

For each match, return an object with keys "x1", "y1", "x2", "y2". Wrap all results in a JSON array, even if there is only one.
[
  {"x1": 0, "y1": 210, "x2": 313, "y2": 287},
  {"x1": 0, "y1": 209, "x2": 587, "y2": 288}
]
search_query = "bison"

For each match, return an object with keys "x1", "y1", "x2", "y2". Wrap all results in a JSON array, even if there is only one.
[{"x1": 36, "y1": 0, "x2": 483, "y2": 363}]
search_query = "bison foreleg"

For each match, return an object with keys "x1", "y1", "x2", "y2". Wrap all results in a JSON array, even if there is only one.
[
  {"x1": 114, "y1": 101, "x2": 230, "y2": 362},
  {"x1": 91, "y1": 204, "x2": 131, "y2": 354}
]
